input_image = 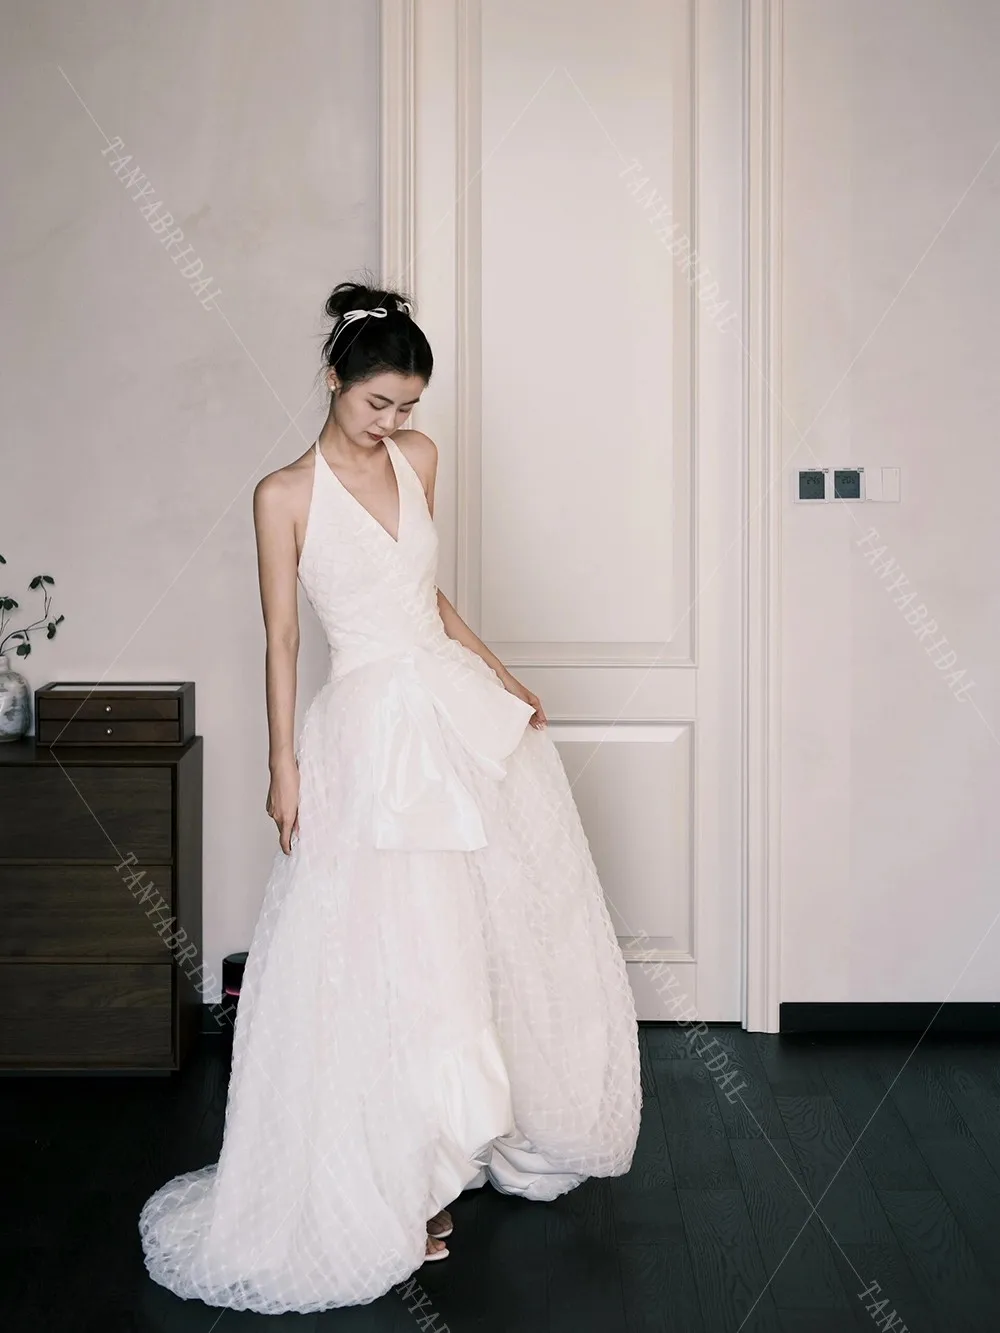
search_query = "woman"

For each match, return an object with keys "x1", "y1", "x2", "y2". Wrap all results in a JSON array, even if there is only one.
[{"x1": 139, "y1": 279, "x2": 641, "y2": 1314}]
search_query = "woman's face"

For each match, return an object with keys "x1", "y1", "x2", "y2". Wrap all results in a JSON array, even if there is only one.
[{"x1": 333, "y1": 371, "x2": 426, "y2": 446}]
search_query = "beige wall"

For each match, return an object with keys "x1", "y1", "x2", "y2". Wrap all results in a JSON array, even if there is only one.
[
  {"x1": 780, "y1": 0, "x2": 1000, "y2": 1003},
  {"x1": 5, "y1": 0, "x2": 998, "y2": 1012},
  {"x1": 1, "y1": 0, "x2": 379, "y2": 996}
]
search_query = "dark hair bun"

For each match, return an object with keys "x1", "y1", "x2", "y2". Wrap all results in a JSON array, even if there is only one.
[
  {"x1": 320, "y1": 272, "x2": 432, "y2": 393},
  {"x1": 324, "y1": 280, "x2": 412, "y2": 324}
]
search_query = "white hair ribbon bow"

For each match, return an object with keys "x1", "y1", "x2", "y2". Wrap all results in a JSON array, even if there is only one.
[
  {"x1": 342, "y1": 306, "x2": 388, "y2": 324},
  {"x1": 328, "y1": 306, "x2": 389, "y2": 351}
]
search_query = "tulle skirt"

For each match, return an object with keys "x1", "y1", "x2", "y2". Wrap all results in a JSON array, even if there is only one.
[{"x1": 138, "y1": 644, "x2": 641, "y2": 1313}]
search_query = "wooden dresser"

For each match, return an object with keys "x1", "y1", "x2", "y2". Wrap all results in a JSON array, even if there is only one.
[{"x1": 0, "y1": 736, "x2": 203, "y2": 1072}]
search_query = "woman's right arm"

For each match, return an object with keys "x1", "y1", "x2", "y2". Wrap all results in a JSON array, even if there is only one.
[{"x1": 253, "y1": 471, "x2": 302, "y2": 853}]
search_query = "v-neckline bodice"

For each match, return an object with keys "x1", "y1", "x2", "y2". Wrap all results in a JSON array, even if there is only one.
[{"x1": 314, "y1": 436, "x2": 403, "y2": 546}]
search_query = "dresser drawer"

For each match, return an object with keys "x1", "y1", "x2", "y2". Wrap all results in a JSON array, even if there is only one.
[
  {"x1": 0, "y1": 962, "x2": 174, "y2": 1067},
  {"x1": 36, "y1": 718, "x2": 182, "y2": 745},
  {"x1": 0, "y1": 865, "x2": 174, "y2": 959},
  {"x1": 37, "y1": 696, "x2": 180, "y2": 721},
  {"x1": 0, "y1": 767, "x2": 173, "y2": 860}
]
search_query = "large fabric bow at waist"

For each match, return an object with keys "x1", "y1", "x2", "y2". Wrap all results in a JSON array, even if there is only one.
[{"x1": 369, "y1": 648, "x2": 536, "y2": 851}]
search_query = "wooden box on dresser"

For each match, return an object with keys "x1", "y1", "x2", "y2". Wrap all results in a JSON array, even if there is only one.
[{"x1": 0, "y1": 735, "x2": 203, "y2": 1073}]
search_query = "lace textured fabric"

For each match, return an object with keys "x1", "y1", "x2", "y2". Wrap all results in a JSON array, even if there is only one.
[{"x1": 138, "y1": 436, "x2": 642, "y2": 1312}]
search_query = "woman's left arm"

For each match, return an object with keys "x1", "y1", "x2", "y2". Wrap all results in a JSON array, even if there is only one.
[
  {"x1": 436, "y1": 589, "x2": 506, "y2": 679},
  {"x1": 398, "y1": 428, "x2": 546, "y2": 728},
  {"x1": 436, "y1": 590, "x2": 547, "y2": 728}
]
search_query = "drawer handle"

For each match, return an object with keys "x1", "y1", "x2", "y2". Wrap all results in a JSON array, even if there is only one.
[
  {"x1": 106, "y1": 726, "x2": 113, "y2": 735},
  {"x1": 104, "y1": 704, "x2": 113, "y2": 713}
]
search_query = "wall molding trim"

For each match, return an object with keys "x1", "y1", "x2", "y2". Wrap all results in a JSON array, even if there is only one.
[{"x1": 742, "y1": 0, "x2": 783, "y2": 1034}]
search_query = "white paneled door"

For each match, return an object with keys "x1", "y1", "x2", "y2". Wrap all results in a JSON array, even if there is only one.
[{"x1": 380, "y1": 0, "x2": 750, "y2": 1021}]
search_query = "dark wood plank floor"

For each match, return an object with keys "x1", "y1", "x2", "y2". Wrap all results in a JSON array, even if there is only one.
[{"x1": 4, "y1": 1026, "x2": 1000, "y2": 1331}]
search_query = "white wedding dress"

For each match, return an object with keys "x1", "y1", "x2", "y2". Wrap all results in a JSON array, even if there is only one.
[{"x1": 138, "y1": 435, "x2": 642, "y2": 1313}]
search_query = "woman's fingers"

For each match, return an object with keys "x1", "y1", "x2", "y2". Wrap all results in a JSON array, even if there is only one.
[{"x1": 280, "y1": 816, "x2": 294, "y2": 855}]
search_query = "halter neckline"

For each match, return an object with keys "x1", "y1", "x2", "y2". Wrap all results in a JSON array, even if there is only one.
[{"x1": 313, "y1": 436, "x2": 403, "y2": 546}]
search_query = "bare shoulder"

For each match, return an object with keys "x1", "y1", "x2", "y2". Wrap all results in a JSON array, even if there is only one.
[
  {"x1": 393, "y1": 429, "x2": 438, "y2": 490},
  {"x1": 252, "y1": 445, "x2": 315, "y2": 542}
]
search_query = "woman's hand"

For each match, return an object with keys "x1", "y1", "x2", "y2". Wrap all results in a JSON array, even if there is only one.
[
  {"x1": 498, "y1": 669, "x2": 547, "y2": 730},
  {"x1": 266, "y1": 757, "x2": 301, "y2": 854}
]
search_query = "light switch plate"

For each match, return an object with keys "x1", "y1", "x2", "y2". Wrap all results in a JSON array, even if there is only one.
[
  {"x1": 880, "y1": 467, "x2": 900, "y2": 502},
  {"x1": 867, "y1": 467, "x2": 901, "y2": 502},
  {"x1": 794, "y1": 466, "x2": 900, "y2": 502}
]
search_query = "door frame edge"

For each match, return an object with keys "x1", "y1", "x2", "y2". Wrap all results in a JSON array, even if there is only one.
[
  {"x1": 742, "y1": 0, "x2": 783, "y2": 1034},
  {"x1": 378, "y1": 0, "x2": 416, "y2": 284}
]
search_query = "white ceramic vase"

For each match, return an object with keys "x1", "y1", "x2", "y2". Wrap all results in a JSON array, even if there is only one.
[{"x1": 0, "y1": 653, "x2": 30, "y2": 741}]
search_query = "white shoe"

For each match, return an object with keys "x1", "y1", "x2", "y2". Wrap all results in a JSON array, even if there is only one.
[{"x1": 422, "y1": 1235, "x2": 450, "y2": 1263}]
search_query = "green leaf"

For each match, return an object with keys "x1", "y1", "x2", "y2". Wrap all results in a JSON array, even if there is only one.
[
  {"x1": 15, "y1": 643, "x2": 30, "y2": 656},
  {"x1": 41, "y1": 575, "x2": 54, "y2": 584}
]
